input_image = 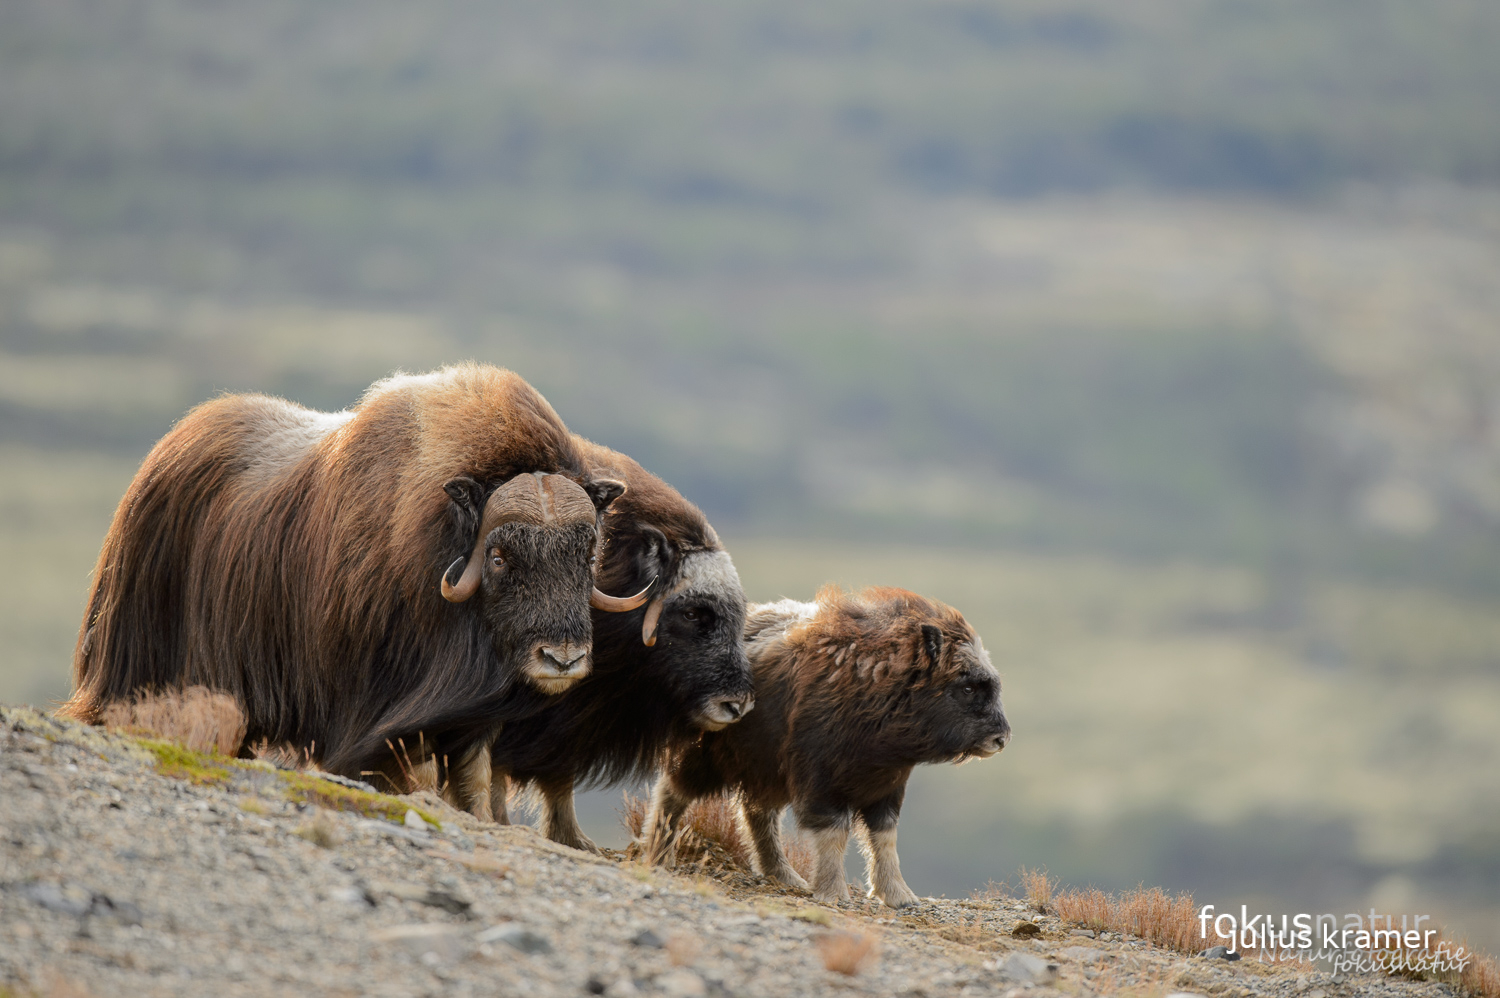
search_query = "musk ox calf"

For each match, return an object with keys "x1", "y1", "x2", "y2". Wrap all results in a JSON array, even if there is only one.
[
  {"x1": 61, "y1": 364, "x2": 646, "y2": 808},
  {"x1": 642, "y1": 585, "x2": 1010, "y2": 908},
  {"x1": 489, "y1": 438, "x2": 755, "y2": 851}
]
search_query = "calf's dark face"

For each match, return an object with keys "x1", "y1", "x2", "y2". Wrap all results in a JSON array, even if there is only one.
[
  {"x1": 480, "y1": 519, "x2": 598, "y2": 695},
  {"x1": 920, "y1": 625, "x2": 1011, "y2": 761},
  {"x1": 648, "y1": 550, "x2": 756, "y2": 731}
]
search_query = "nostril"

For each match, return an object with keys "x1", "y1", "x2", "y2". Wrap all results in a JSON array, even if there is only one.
[
  {"x1": 723, "y1": 701, "x2": 741, "y2": 719},
  {"x1": 539, "y1": 644, "x2": 587, "y2": 669}
]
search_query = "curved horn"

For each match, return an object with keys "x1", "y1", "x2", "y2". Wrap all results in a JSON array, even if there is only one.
[
  {"x1": 440, "y1": 556, "x2": 475, "y2": 602},
  {"x1": 591, "y1": 577, "x2": 654, "y2": 612},
  {"x1": 642, "y1": 597, "x2": 665, "y2": 647},
  {"x1": 439, "y1": 474, "x2": 546, "y2": 603}
]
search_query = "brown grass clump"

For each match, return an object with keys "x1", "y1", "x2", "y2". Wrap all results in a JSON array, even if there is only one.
[
  {"x1": 620, "y1": 791, "x2": 818, "y2": 882},
  {"x1": 938, "y1": 914, "x2": 993, "y2": 947},
  {"x1": 969, "y1": 879, "x2": 1010, "y2": 902},
  {"x1": 102, "y1": 686, "x2": 246, "y2": 756},
  {"x1": 1018, "y1": 865, "x2": 1056, "y2": 913},
  {"x1": 1460, "y1": 951, "x2": 1500, "y2": 998},
  {"x1": 815, "y1": 930, "x2": 880, "y2": 976},
  {"x1": 1053, "y1": 885, "x2": 1210, "y2": 955}
]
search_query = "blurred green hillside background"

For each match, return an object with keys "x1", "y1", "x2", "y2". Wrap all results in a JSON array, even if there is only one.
[{"x1": 2, "y1": 0, "x2": 1498, "y2": 951}]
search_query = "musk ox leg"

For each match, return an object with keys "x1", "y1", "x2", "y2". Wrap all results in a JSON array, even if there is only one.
[
  {"x1": 489, "y1": 768, "x2": 512, "y2": 825},
  {"x1": 538, "y1": 775, "x2": 599, "y2": 854},
  {"x1": 641, "y1": 775, "x2": 694, "y2": 868},
  {"x1": 740, "y1": 800, "x2": 809, "y2": 891},
  {"x1": 857, "y1": 790, "x2": 918, "y2": 908},
  {"x1": 806, "y1": 823, "x2": 852, "y2": 906},
  {"x1": 856, "y1": 824, "x2": 919, "y2": 908},
  {"x1": 449, "y1": 736, "x2": 497, "y2": 821}
]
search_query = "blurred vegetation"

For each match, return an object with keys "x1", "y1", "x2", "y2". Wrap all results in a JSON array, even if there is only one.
[
  {"x1": 3, "y1": 0, "x2": 1500, "y2": 593},
  {"x1": 1, "y1": 0, "x2": 1498, "y2": 953}
]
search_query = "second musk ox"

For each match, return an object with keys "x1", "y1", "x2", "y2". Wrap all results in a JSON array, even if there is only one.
[
  {"x1": 642, "y1": 585, "x2": 1011, "y2": 908},
  {"x1": 487, "y1": 438, "x2": 756, "y2": 851},
  {"x1": 60, "y1": 364, "x2": 648, "y2": 811}
]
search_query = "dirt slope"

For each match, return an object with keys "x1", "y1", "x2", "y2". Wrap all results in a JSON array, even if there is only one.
[{"x1": 0, "y1": 706, "x2": 1462, "y2": 998}]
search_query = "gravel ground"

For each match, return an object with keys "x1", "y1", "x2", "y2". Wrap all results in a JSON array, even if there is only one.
[{"x1": 0, "y1": 705, "x2": 1464, "y2": 998}]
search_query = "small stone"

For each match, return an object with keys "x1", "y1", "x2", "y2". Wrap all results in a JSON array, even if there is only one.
[
  {"x1": 603, "y1": 980, "x2": 641, "y2": 998},
  {"x1": 630, "y1": 927, "x2": 666, "y2": 949},
  {"x1": 329, "y1": 885, "x2": 375, "y2": 907},
  {"x1": 656, "y1": 969, "x2": 707, "y2": 996},
  {"x1": 19, "y1": 882, "x2": 91, "y2": 918},
  {"x1": 1308, "y1": 990, "x2": 1327, "y2": 998},
  {"x1": 368, "y1": 923, "x2": 468, "y2": 962},
  {"x1": 1062, "y1": 946, "x2": 1111, "y2": 963},
  {"x1": 996, "y1": 952, "x2": 1059, "y2": 985},
  {"x1": 403, "y1": 809, "x2": 427, "y2": 830},
  {"x1": 1010, "y1": 921, "x2": 1042, "y2": 939},
  {"x1": 477, "y1": 924, "x2": 552, "y2": 955},
  {"x1": 1070, "y1": 928, "x2": 1097, "y2": 938}
]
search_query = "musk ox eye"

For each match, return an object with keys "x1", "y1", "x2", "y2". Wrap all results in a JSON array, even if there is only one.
[
  {"x1": 488, "y1": 548, "x2": 504, "y2": 569},
  {"x1": 682, "y1": 608, "x2": 699, "y2": 621}
]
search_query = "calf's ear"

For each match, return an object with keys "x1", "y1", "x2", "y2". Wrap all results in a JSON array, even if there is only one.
[{"x1": 921, "y1": 624, "x2": 944, "y2": 668}]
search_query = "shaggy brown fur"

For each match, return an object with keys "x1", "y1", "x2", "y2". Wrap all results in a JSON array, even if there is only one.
[
  {"x1": 486, "y1": 437, "x2": 755, "y2": 846},
  {"x1": 642, "y1": 585, "x2": 1010, "y2": 908},
  {"x1": 61, "y1": 364, "x2": 612, "y2": 788}
]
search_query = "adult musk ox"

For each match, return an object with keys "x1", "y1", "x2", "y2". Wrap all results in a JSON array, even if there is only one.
[
  {"x1": 60, "y1": 364, "x2": 648, "y2": 808},
  {"x1": 642, "y1": 585, "x2": 1011, "y2": 908},
  {"x1": 487, "y1": 437, "x2": 756, "y2": 851}
]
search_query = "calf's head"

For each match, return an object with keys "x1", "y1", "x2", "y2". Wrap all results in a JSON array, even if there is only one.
[
  {"x1": 916, "y1": 621, "x2": 1011, "y2": 761},
  {"x1": 805, "y1": 587, "x2": 1010, "y2": 763},
  {"x1": 440, "y1": 472, "x2": 646, "y2": 694}
]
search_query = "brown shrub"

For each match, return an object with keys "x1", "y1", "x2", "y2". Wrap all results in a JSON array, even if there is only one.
[
  {"x1": 101, "y1": 686, "x2": 246, "y2": 756},
  {"x1": 1053, "y1": 885, "x2": 1210, "y2": 955},
  {"x1": 1018, "y1": 865, "x2": 1056, "y2": 913},
  {"x1": 815, "y1": 930, "x2": 879, "y2": 976},
  {"x1": 621, "y1": 791, "x2": 817, "y2": 882},
  {"x1": 1461, "y1": 951, "x2": 1500, "y2": 998}
]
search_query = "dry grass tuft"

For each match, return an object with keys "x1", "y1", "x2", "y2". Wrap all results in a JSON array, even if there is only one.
[
  {"x1": 815, "y1": 930, "x2": 880, "y2": 976},
  {"x1": 1018, "y1": 865, "x2": 1056, "y2": 913},
  {"x1": 620, "y1": 791, "x2": 816, "y2": 881},
  {"x1": 938, "y1": 914, "x2": 993, "y2": 947},
  {"x1": 1053, "y1": 885, "x2": 1210, "y2": 955},
  {"x1": 969, "y1": 879, "x2": 1010, "y2": 902},
  {"x1": 102, "y1": 686, "x2": 246, "y2": 756},
  {"x1": 1461, "y1": 951, "x2": 1500, "y2": 998}
]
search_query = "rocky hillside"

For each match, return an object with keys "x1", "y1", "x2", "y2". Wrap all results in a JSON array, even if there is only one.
[{"x1": 0, "y1": 705, "x2": 1469, "y2": 998}]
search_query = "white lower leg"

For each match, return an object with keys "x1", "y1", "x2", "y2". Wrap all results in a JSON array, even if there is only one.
[
  {"x1": 861, "y1": 826, "x2": 918, "y2": 908},
  {"x1": 810, "y1": 825, "x2": 851, "y2": 905}
]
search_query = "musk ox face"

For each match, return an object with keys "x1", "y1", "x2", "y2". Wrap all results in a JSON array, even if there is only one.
[
  {"x1": 480, "y1": 517, "x2": 599, "y2": 694},
  {"x1": 647, "y1": 550, "x2": 755, "y2": 731},
  {"x1": 442, "y1": 472, "x2": 631, "y2": 695},
  {"x1": 926, "y1": 634, "x2": 1010, "y2": 761}
]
